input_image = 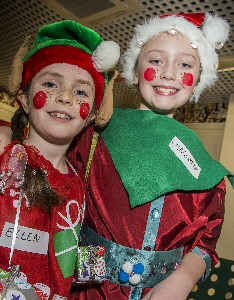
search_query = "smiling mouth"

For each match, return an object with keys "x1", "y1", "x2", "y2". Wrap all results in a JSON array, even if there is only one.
[
  {"x1": 49, "y1": 112, "x2": 72, "y2": 120},
  {"x1": 153, "y1": 86, "x2": 179, "y2": 96}
]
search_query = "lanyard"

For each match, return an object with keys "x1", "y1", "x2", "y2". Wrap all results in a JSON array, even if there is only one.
[{"x1": 8, "y1": 191, "x2": 23, "y2": 268}]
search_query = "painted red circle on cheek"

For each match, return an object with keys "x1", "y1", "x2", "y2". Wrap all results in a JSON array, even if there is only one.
[
  {"x1": 144, "y1": 68, "x2": 157, "y2": 81},
  {"x1": 80, "y1": 102, "x2": 90, "y2": 120},
  {"x1": 33, "y1": 91, "x2": 47, "y2": 109},
  {"x1": 182, "y1": 73, "x2": 194, "y2": 86}
]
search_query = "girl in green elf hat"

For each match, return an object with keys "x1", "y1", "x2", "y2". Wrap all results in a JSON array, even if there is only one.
[
  {"x1": 0, "y1": 20, "x2": 119, "y2": 300},
  {"x1": 67, "y1": 13, "x2": 234, "y2": 300}
]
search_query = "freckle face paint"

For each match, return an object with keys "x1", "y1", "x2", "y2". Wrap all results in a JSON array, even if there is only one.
[
  {"x1": 33, "y1": 91, "x2": 47, "y2": 109},
  {"x1": 182, "y1": 73, "x2": 194, "y2": 86},
  {"x1": 144, "y1": 68, "x2": 157, "y2": 81},
  {"x1": 80, "y1": 102, "x2": 90, "y2": 120}
]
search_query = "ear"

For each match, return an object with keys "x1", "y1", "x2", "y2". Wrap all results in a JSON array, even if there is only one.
[{"x1": 17, "y1": 90, "x2": 29, "y2": 114}]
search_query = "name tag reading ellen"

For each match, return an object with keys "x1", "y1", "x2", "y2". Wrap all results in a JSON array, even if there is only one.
[
  {"x1": 0, "y1": 222, "x2": 49, "y2": 254},
  {"x1": 169, "y1": 136, "x2": 201, "y2": 179}
]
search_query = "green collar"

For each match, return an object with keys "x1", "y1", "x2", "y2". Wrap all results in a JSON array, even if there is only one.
[{"x1": 102, "y1": 109, "x2": 234, "y2": 208}]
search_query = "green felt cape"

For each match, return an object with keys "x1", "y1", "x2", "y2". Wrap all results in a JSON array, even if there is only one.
[{"x1": 102, "y1": 109, "x2": 234, "y2": 208}]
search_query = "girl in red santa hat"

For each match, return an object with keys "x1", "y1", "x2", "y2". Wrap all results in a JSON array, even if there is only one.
[{"x1": 68, "y1": 12, "x2": 234, "y2": 300}]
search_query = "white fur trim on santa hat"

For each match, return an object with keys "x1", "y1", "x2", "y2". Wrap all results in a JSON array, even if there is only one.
[
  {"x1": 93, "y1": 41, "x2": 120, "y2": 72},
  {"x1": 121, "y1": 13, "x2": 230, "y2": 102}
]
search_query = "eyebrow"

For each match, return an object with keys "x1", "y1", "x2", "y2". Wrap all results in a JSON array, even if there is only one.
[
  {"x1": 145, "y1": 49, "x2": 197, "y2": 61},
  {"x1": 37, "y1": 71, "x2": 94, "y2": 90},
  {"x1": 77, "y1": 79, "x2": 94, "y2": 91}
]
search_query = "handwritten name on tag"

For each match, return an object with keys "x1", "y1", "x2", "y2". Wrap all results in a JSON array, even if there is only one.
[
  {"x1": 0, "y1": 222, "x2": 49, "y2": 254},
  {"x1": 169, "y1": 136, "x2": 201, "y2": 179}
]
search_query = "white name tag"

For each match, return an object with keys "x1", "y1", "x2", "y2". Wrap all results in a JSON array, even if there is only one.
[
  {"x1": 169, "y1": 136, "x2": 201, "y2": 179},
  {"x1": 0, "y1": 222, "x2": 49, "y2": 254}
]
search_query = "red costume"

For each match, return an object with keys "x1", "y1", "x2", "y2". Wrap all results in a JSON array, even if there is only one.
[
  {"x1": 1, "y1": 17, "x2": 120, "y2": 300},
  {"x1": 0, "y1": 143, "x2": 85, "y2": 299},
  {"x1": 68, "y1": 108, "x2": 231, "y2": 300}
]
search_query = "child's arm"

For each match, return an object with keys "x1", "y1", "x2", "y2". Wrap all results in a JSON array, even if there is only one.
[
  {"x1": 142, "y1": 252, "x2": 206, "y2": 300},
  {"x1": 143, "y1": 180, "x2": 226, "y2": 300},
  {"x1": 0, "y1": 126, "x2": 12, "y2": 154}
]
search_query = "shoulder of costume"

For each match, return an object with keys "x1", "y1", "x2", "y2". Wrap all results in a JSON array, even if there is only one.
[{"x1": 101, "y1": 108, "x2": 234, "y2": 208}]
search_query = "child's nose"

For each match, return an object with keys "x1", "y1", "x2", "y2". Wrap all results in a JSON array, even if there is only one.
[
  {"x1": 55, "y1": 89, "x2": 73, "y2": 105},
  {"x1": 160, "y1": 63, "x2": 176, "y2": 81}
]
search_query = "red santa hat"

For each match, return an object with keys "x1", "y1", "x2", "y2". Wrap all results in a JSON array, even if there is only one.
[{"x1": 121, "y1": 13, "x2": 230, "y2": 102}]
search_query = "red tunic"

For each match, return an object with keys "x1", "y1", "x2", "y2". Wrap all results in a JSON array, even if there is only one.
[
  {"x1": 0, "y1": 143, "x2": 86, "y2": 299},
  {"x1": 68, "y1": 126, "x2": 225, "y2": 300}
]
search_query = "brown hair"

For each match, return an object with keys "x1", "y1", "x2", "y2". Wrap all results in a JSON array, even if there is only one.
[{"x1": 11, "y1": 106, "x2": 62, "y2": 211}]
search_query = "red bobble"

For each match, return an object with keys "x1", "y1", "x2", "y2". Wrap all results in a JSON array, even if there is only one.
[
  {"x1": 144, "y1": 68, "x2": 157, "y2": 81},
  {"x1": 79, "y1": 102, "x2": 90, "y2": 120},
  {"x1": 33, "y1": 91, "x2": 47, "y2": 109},
  {"x1": 182, "y1": 73, "x2": 194, "y2": 86}
]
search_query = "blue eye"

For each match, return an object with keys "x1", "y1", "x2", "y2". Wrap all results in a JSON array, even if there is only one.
[
  {"x1": 43, "y1": 81, "x2": 57, "y2": 88},
  {"x1": 180, "y1": 63, "x2": 191, "y2": 69},
  {"x1": 75, "y1": 90, "x2": 88, "y2": 97},
  {"x1": 150, "y1": 59, "x2": 161, "y2": 65}
]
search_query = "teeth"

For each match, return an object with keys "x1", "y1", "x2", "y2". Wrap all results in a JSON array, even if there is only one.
[
  {"x1": 50, "y1": 112, "x2": 70, "y2": 119},
  {"x1": 156, "y1": 87, "x2": 177, "y2": 93}
]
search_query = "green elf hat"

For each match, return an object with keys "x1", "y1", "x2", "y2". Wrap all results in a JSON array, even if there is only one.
[{"x1": 13, "y1": 20, "x2": 120, "y2": 110}]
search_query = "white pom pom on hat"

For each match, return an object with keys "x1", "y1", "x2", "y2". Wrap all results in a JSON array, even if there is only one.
[
  {"x1": 202, "y1": 14, "x2": 230, "y2": 49},
  {"x1": 93, "y1": 41, "x2": 121, "y2": 72}
]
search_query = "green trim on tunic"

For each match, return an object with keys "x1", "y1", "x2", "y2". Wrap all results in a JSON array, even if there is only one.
[{"x1": 102, "y1": 109, "x2": 234, "y2": 208}]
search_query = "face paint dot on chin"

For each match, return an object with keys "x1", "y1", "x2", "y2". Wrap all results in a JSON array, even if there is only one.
[
  {"x1": 182, "y1": 73, "x2": 194, "y2": 86},
  {"x1": 144, "y1": 68, "x2": 157, "y2": 81},
  {"x1": 80, "y1": 102, "x2": 90, "y2": 120},
  {"x1": 33, "y1": 91, "x2": 47, "y2": 109}
]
